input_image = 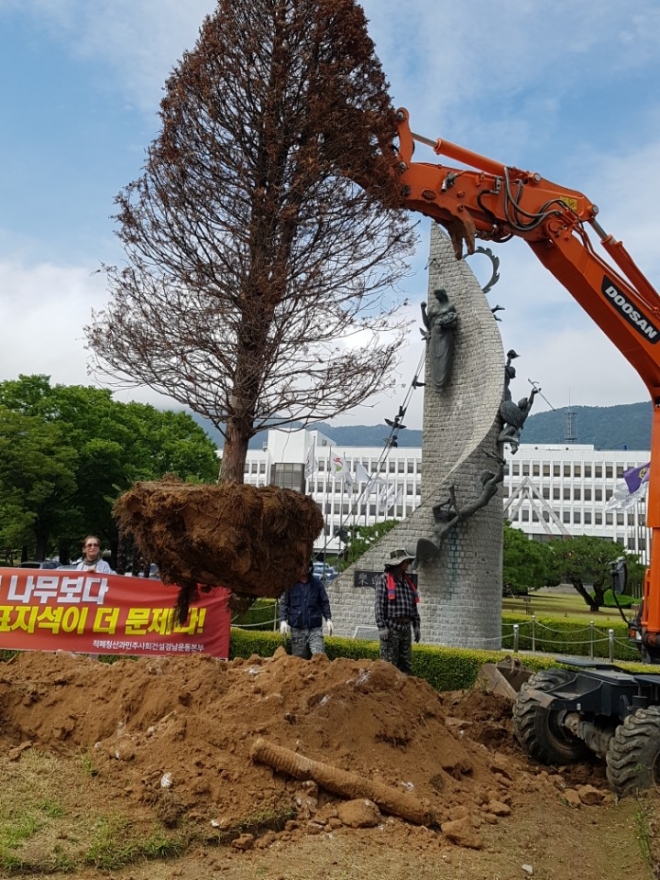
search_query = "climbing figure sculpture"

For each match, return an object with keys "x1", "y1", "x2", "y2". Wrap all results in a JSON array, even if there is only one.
[
  {"x1": 498, "y1": 350, "x2": 539, "y2": 454},
  {"x1": 415, "y1": 457, "x2": 505, "y2": 564}
]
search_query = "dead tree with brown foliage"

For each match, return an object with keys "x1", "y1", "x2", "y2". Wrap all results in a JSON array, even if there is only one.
[{"x1": 87, "y1": 0, "x2": 416, "y2": 484}]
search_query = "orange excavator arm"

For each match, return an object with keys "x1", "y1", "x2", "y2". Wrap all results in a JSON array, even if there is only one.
[{"x1": 394, "y1": 108, "x2": 660, "y2": 653}]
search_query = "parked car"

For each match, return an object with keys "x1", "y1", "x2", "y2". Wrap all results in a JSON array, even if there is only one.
[
  {"x1": 313, "y1": 562, "x2": 338, "y2": 583},
  {"x1": 18, "y1": 560, "x2": 59, "y2": 570}
]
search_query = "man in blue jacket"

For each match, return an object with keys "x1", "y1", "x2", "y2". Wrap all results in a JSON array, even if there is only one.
[{"x1": 280, "y1": 561, "x2": 333, "y2": 658}]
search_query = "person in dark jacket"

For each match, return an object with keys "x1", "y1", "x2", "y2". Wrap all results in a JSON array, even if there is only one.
[
  {"x1": 374, "y1": 548, "x2": 420, "y2": 674},
  {"x1": 280, "y1": 561, "x2": 333, "y2": 658}
]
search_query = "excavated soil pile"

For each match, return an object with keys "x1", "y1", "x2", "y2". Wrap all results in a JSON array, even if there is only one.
[
  {"x1": 114, "y1": 481, "x2": 324, "y2": 616},
  {"x1": 0, "y1": 649, "x2": 613, "y2": 851}
]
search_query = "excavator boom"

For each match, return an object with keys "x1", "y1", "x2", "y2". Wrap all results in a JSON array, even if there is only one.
[{"x1": 393, "y1": 108, "x2": 660, "y2": 657}]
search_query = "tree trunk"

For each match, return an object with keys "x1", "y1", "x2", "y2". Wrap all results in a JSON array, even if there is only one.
[
  {"x1": 116, "y1": 530, "x2": 131, "y2": 575},
  {"x1": 570, "y1": 577, "x2": 599, "y2": 612},
  {"x1": 221, "y1": 419, "x2": 250, "y2": 484},
  {"x1": 35, "y1": 532, "x2": 48, "y2": 561},
  {"x1": 591, "y1": 577, "x2": 607, "y2": 611}
]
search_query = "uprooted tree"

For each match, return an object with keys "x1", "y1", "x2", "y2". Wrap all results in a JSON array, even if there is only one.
[{"x1": 87, "y1": 0, "x2": 416, "y2": 484}]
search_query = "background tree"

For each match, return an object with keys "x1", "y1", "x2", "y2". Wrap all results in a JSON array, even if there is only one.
[
  {"x1": 502, "y1": 522, "x2": 558, "y2": 595},
  {"x1": 337, "y1": 519, "x2": 399, "y2": 570},
  {"x1": 86, "y1": 0, "x2": 416, "y2": 483},
  {"x1": 547, "y1": 535, "x2": 631, "y2": 612},
  {"x1": 0, "y1": 376, "x2": 219, "y2": 563}
]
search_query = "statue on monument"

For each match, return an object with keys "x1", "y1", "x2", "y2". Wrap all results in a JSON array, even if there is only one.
[
  {"x1": 415, "y1": 455, "x2": 505, "y2": 564},
  {"x1": 498, "y1": 349, "x2": 539, "y2": 454},
  {"x1": 421, "y1": 288, "x2": 458, "y2": 391}
]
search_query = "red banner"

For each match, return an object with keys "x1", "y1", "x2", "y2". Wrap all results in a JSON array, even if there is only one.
[{"x1": 0, "y1": 568, "x2": 231, "y2": 658}]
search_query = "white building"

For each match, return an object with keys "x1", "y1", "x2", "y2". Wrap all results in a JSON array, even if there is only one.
[{"x1": 241, "y1": 429, "x2": 650, "y2": 563}]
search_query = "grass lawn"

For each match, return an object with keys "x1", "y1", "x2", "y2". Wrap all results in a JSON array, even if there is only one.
[{"x1": 502, "y1": 589, "x2": 637, "y2": 622}]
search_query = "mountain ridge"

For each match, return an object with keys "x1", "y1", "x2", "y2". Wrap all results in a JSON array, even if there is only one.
[{"x1": 190, "y1": 400, "x2": 652, "y2": 452}]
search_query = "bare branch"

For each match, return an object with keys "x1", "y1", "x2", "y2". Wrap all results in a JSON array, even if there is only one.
[{"x1": 87, "y1": 0, "x2": 416, "y2": 482}]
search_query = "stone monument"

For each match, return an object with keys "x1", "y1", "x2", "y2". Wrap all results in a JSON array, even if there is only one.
[{"x1": 329, "y1": 225, "x2": 506, "y2": 649}]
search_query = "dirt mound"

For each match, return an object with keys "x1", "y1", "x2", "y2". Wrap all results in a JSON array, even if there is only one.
[
  {"x1": 0, "y1": 649, "x2": 611, "y2": 846},
  {"x1": 113, "y1": 481, "x2": 324, "y2": 618}
]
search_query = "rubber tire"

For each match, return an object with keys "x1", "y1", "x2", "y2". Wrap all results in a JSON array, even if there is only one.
[
  {"x1": 606, "y1": 706, "x2": 660, "y2": 797},
  {"x1": 512, "y1": 668, "x2": 590, "y2": 765}
]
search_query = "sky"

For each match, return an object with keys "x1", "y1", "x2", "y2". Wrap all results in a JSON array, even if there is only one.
[{"x1": 2, "y1": 1, "x2": 660, "y2": 431}]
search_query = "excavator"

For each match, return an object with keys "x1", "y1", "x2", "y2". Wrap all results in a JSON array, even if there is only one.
[{"x1": 391, "y1": 108, "x2": 660, "y2": 795}]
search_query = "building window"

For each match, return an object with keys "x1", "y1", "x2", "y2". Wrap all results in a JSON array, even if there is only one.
[
  {"x1": 617, "y1": 513, "x2": 624, "y2": 526},
  {"x1": 532, "y1": 511, "x2": 539, "y2": 522},
  {"x1": 605, "y1": 489, "x2": 613, "y2": 501},
  {"x1": 585, "y1": 465, "x2": 592, "y2": 478},
  {"x1": 543, "y1": 464, "x2": 550, "y2": 477},
  {"x1": 606, "y1": 513, "x2": 613, "y2": 525},
  {"x1": 617, "y1": 465, "x2": 624, "y2": 479},
  {"x1": 563, "y1": 488, "x2": 571, "y2": 500},
  {"x1": 522, "y1": 464, "x2": 530, "y2": 476},
  {"x1": 522, "y1": 509, "x2": 529, "y2": 522},
  {"x1": 553, "y1": 488, "x2": 560, "y2": 500},
  {"x1": 389, "y1": 461, "x2": 395, "y2": 473},
  {"x1": 542, "y1": 487, "x2": 550, "y2": 499},
  {"x1": 595, "y1": 488, "x2": 602, "y2": 501},
  {"x1": 595, "y1": 512, "x2": 602, "y2": 525},
  {"x1": 584, "y1": 511, "x2": 592, "y2": 524},
  {"x1": 397, "y1": 461, "x2": 405, "y2": 473},
  {"x1": 553, "y1": 465, "x2": 560, "y2": 477},
  {"x1": 627, "y1": 513, "x2": 635, "y2": 526},
  {"x1": 259, "y1": 463, "x2": 266, "y2": 474},
  {"x1": 574, "y1": 464, "x2": 581, "y2": 477},
  {"x1": 318, "y1": 460, "x2": 325, "y2": 472},
  {"x1": 564, "y1": 465, "x2": 571, "y2": 478},
  {"x1": 584, "y1": 488, "x2": 591, "y2": 501},
  {"x1": 595, "y1": 465, "x2": 602, "y2": 478},
  {"x1": 563, "y1": 511, "x2": 570, "y2": 523},
  {"x1": 533, "y1": 464, "x2": 540, "y2": 477},
  {"x1": 407, "y1": 462, "x2": 414, "y2": 473},
  {"x1": 512, "y1": 463, "x2": 520, "y2": 476},
  {"x1": 574, "y1": 487, "x2": 581, "y2": 500},
  {"x1": 503, "y1": 486, "x2": 509, "y2": 497},
  {"x1": 574, "y1": 511, "x2": 581, "y2": 524},
  {"x1": 606, "y1": 466, "x2": 613, "y2": 479}
]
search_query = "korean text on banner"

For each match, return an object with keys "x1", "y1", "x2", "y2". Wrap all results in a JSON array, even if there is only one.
[{"x1": 0, "y1": 569, "x2": 231, "y2": 658}]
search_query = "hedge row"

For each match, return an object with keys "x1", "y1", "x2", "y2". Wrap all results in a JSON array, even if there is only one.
[{"x1": 501, "y1": 614, "x2": 639, "y2": 662}]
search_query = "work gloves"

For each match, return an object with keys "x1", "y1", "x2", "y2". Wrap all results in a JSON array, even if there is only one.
[
  {"x1": 378, "y1": 627, "x2": 390, "y2": 641},
  {"x1": 280, "y1": 621, "x2": 289, "y2": 636},
  {"x1": 326, "y1": 620, "x2": 334, "y2": 636},
  {"x1": 413, "y1": 623, "x2": 421, "y2": 643}
]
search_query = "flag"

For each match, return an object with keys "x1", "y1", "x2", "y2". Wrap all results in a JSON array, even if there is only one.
[
  {"x1": 624, "y1": 462, "x2": 650, "y2": 494},
  {"x1": 330, "y1": 452, "x2": 353, "y2": 488},
  {"x1": 355, "y1": 461, "x2": 371, "y2": 484},
  {"x1": 389, "y1": 487, "x2": 404, "y2": 513},
  {"x1": 606, "y1": 463, "x2": 650, "y2": 511},
  {"x1": 304, "y1": 442, "x2": 317, "y2": 480},
  {"x1": 378, "y1": 482, "x2": 398, "y2": 514}
]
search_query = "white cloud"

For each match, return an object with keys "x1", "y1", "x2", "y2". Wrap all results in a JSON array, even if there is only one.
[
  {"x1": 0, "y1": 259, "x2": 178, "y2": 407},
  {"x1": 3, "y1": 0, "x2": 216, "y2": 111}
]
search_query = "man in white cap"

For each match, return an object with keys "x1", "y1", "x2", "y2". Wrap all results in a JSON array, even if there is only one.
[{"x1": 374, "y1": 548, "x2": 420, "y2": 674}]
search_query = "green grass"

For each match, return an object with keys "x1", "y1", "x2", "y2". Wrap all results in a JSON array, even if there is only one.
[
  {"x1": 502, "y1": 590, "x2": 636, "y2": 622},
  {"x1": 85, "y1": 815, "x2": 185, "y2": 870}
]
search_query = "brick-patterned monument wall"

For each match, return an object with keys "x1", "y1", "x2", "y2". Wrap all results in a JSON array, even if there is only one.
[{"x1": 328, "y1": 227, "x2": 505, "y2": 649}]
